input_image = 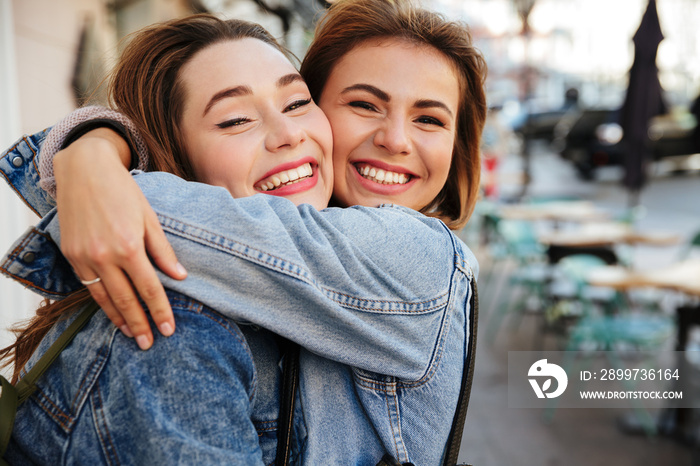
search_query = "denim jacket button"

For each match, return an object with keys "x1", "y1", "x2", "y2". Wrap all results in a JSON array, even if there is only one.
[
  {"x1": 12, "y1": 156, "x2": 24, "y2": 167},
  {"x1": 22, "y1": 252, "x2": 36, "y2": 263}
]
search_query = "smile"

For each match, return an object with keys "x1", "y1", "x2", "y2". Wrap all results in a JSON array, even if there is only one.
[
  {"x1": 354, "y1": 163, "x2": 411, "y2": 185},
  {"x1": 256, "y1": 162, "x2": 314, "y2": 192}
]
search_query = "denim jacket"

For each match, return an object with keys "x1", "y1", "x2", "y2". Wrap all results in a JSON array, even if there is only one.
[{"x1": 1, "y1": 132, "x2": 478, "y2": 465}]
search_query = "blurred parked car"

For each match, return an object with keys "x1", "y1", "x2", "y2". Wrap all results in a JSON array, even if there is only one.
[{"x1": 554, "y1": 106, "x2": 699, "y2": 180}]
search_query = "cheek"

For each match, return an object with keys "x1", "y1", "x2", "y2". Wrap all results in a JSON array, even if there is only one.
[
  {"x1": 432, "y1": 135, "x2": 456, "y2": 177},
  {"x1": 332, "y1": 150, "x2": 352, "y2": 190},
  {"x1": 324, "y1": 109, "x2": 354, "y2": 154}
]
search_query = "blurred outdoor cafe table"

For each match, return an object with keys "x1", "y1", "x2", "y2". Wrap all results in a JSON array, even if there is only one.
[
  {"x1": 586, "y1": 259, "x2": 700, "y2": 440},
  {"x1": 586, "y1": 258, "x2": 700, "y2": 297},
  {"x1": 538, "y1": 222, "x2": 682, "y2": 248},
  {"x1": 497, "y1": 200, "x2": 610, "y2": 224}
]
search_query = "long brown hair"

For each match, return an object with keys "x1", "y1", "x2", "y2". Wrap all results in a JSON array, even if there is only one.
[
  {"x1": 0, "y1": 14, "x2": 289, "y2": 382},
  {"x1": 301, "y1": 0, "x2": 487, "y2": 229}
]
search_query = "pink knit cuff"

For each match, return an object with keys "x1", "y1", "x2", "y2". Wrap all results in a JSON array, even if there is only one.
[{"x1": 39, "y1": 105, "x2": 149, "y2": 198}]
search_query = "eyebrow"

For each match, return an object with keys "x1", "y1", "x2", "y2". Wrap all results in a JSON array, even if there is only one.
[
  {"x1": 341, "y1": 84, "x2": 390, "y2": 102},
  {"x1": 342, "y1": 84, "x2": 454, "y2": 118},
  {"x1": 414, "y1": 99, "x2": 454, "y2": 118},
  {"x1": 202, "y1": 73, "x2": 305, "y2": 117}
]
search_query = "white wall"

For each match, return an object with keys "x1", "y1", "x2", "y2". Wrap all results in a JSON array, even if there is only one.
[
  {"x1": 0, "y1": 0, "x2": 117, "y2": 359},
  {"x1": 0, "y1": 0, "x2": 39, "y2": 368}
]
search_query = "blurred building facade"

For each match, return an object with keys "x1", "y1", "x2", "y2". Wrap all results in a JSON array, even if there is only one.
[{"x1": 433, "y1": 0, "x2": 700, "y2": 112}]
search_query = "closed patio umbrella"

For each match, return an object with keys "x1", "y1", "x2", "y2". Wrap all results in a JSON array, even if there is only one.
[{"x1": 619, "y1": 0, "x2": 667, "y2": 206}]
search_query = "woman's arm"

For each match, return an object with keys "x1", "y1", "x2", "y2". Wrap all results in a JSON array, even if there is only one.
[
  {"x1": 53, "y1": 131, "x2": 185, "y2": 347},
  {"x1": 36, "y1": 171, "x2": 473, "y2": 378},
  {"x1": 1, "y1": 109, "x2": 184, "y2": 348},
  {"x1": 4, "y1": 171, "x2": 476, "y2": 378}
]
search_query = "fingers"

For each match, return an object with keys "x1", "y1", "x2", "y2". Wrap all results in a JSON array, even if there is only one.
[
  {"x1": 80, "y1": 279, "x2": 131, "y2": 335},
  {"x1": 144, "y1": 209, "x2": 187, "y2": 281},
  {"x1": 126, "y1": 253, "x2": 176, "y2": 338},
  {"x1": 93, "y1": 266, "x2": 155, "y2": 350}
]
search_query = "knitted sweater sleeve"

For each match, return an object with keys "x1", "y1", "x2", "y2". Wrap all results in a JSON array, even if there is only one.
[{"x1": 39, "y1": 105, "x2": 150, "y2": 198}]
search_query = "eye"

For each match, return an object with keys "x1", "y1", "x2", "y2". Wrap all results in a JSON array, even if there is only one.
[
  {"x1": 216, "y1": 117, "x2": 251, "y2": 129},
  {"x1": 416, "y1": 116, "x2": 446, "y2": 127},
  {"x1": 348, "y1": 101, "x2": 378, "y2": 112},
  {"x1": 284, "y1": 98, "x2": 311, "y2": 112}
]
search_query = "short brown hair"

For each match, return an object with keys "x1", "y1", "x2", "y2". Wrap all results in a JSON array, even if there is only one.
[{"x1": 301, "y1": 0, "x2": 487, "y2": 229}]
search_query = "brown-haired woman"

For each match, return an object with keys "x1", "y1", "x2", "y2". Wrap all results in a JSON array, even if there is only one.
[
  {"x1": 2, "y1": 0, "x2": 486, "y2": 463},
  {"x1": 2, "y1": 13, "x2": 337, "y2": 464},
  {"x1": 302, "y1": 0, "x2": 487, "y2": 230}
]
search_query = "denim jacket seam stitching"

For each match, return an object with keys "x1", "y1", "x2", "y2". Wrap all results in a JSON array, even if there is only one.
[
  {"x1": 193, "y1": 303, "x2": 258, "y2": 403},
  {"x1": 383, "y1": 383, "x2": 408, "y2": 461},
  {"x1": 0, "y1": 168, "x2": 42, "y2": 217},
  {"x1": 159, "y1": 216, "x2": 318, "y2": 286},
  {"x1": 70, "y1": 329, "x2": 116, "y2": 413},
  {"x1": 439, "y1": 216, "x2": 473, "y2": 279},
  {"x1": 409, "y1": 271, "x2": 459, "y2": 387},
  {"x1": 4, "y1": 227, "x2": 53, "y2": 262},
  {"x1": 1, "y1": 228, "x2": 34, "y2": 267},
  {"x1": 353, "y1": 307, "x2": 448, "y2": 389},
  {"x1": 26, "y1": 135, "x2": 42, "y2": 177},
  {"x1": 353, "y1": 270, "x2": 463, "y2": 389},
  {"x1": 253, "y1": 420, "x2": 278, "y2": 432},
  {"x1": 189, "y1": 303, "x2": 254, "y2": 354},
  {"x1": 165, "y1": 296, "x2": 258, "y2": 403},
  {"x1": 392, "y1": 388, "x2": 409, "y2": 461},
  {"x1": 32, "y1": 387, "x2": 74, "y2": 431},
  {"x1": 0, "y1": 230, "x2": 72, "y2": 297},
  {"x1": 92, "y1": 382, "x2": 122, "y2": 466},
  {"x1": 3, "y1": 139, "x2": 22, "y2": 154},
  {"x1": 0, "y1": 268, "x2": 72, "y2": 297},
  {"x1": 326, "y1": 290, "x2": 449, "y2": 314},
  {"x1": 454, "y1": 252, "x2": 474, "y2": 279},
  {"x1": 160, "y1": 214, "x2": 451, "y2": 313}
]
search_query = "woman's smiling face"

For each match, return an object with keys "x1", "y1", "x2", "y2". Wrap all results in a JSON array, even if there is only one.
[
  {"x1": 318, "y1": 38, "x2": 460, "y2": 211},
  {"x1": 178, "y1": 38, "x2": 334, "y2": 210}
]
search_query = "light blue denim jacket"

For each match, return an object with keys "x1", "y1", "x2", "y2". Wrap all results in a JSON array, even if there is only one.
[{"x1": 1, "y1": 132, "x2": 477, "y2": 465}]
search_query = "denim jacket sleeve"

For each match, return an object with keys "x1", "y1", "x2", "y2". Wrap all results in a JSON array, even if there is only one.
[
  {"x1": 3, "y1": 171, "x2": 476, "y2": 380},
  {"x1": 133, "y1": 173, "x2": 476, "y2": 381}
]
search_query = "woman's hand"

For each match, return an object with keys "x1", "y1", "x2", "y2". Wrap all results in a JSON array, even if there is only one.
[{"x1": 53, "y1": 128, "x2": 187, "y2": 349}]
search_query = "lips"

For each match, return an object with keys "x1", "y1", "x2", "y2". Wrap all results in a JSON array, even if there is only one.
[{"x1": 255, "y1": 162, "x2": 314, "y2": 192}]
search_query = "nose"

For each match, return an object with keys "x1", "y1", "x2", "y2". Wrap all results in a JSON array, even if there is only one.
[
  {"x1": 265, "y1": 114, "x2": 306, "y2": 153},
  {"x1": 373, "y1": 117, "x2": 411, "y2": 156}
]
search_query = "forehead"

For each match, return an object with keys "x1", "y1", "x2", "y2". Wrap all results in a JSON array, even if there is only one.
[
  {"x1": 178, "y1": 38, "x2": 297, "y2": 100},
  {"x1": 331, "y1": 38, "x2": 461, "y2": 99}
]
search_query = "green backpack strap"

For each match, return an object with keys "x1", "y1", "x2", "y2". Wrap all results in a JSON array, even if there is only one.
[
  {"x1": 0, "y1": 376, "x2": 18, "y2": 462},
  {"x1": 0, "y1": 300, "x2": 100, "y2": 459}
]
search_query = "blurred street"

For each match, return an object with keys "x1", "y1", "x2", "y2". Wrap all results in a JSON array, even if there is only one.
[{"x1": 458, "y1": 143, "x2": 700, "y2": 466}]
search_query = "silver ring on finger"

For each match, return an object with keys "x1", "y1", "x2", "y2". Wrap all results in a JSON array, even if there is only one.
[{"x1": 79, "y1": 276, "x2": 102, "y2": 286}]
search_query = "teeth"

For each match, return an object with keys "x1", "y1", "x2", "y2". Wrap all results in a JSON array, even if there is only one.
[
  {"x1": 256, "y1": 163, "x2": 313, "y2": 192},
  {"x1": 355, "y1": 164, "x2": 410, "y2": 185}
]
